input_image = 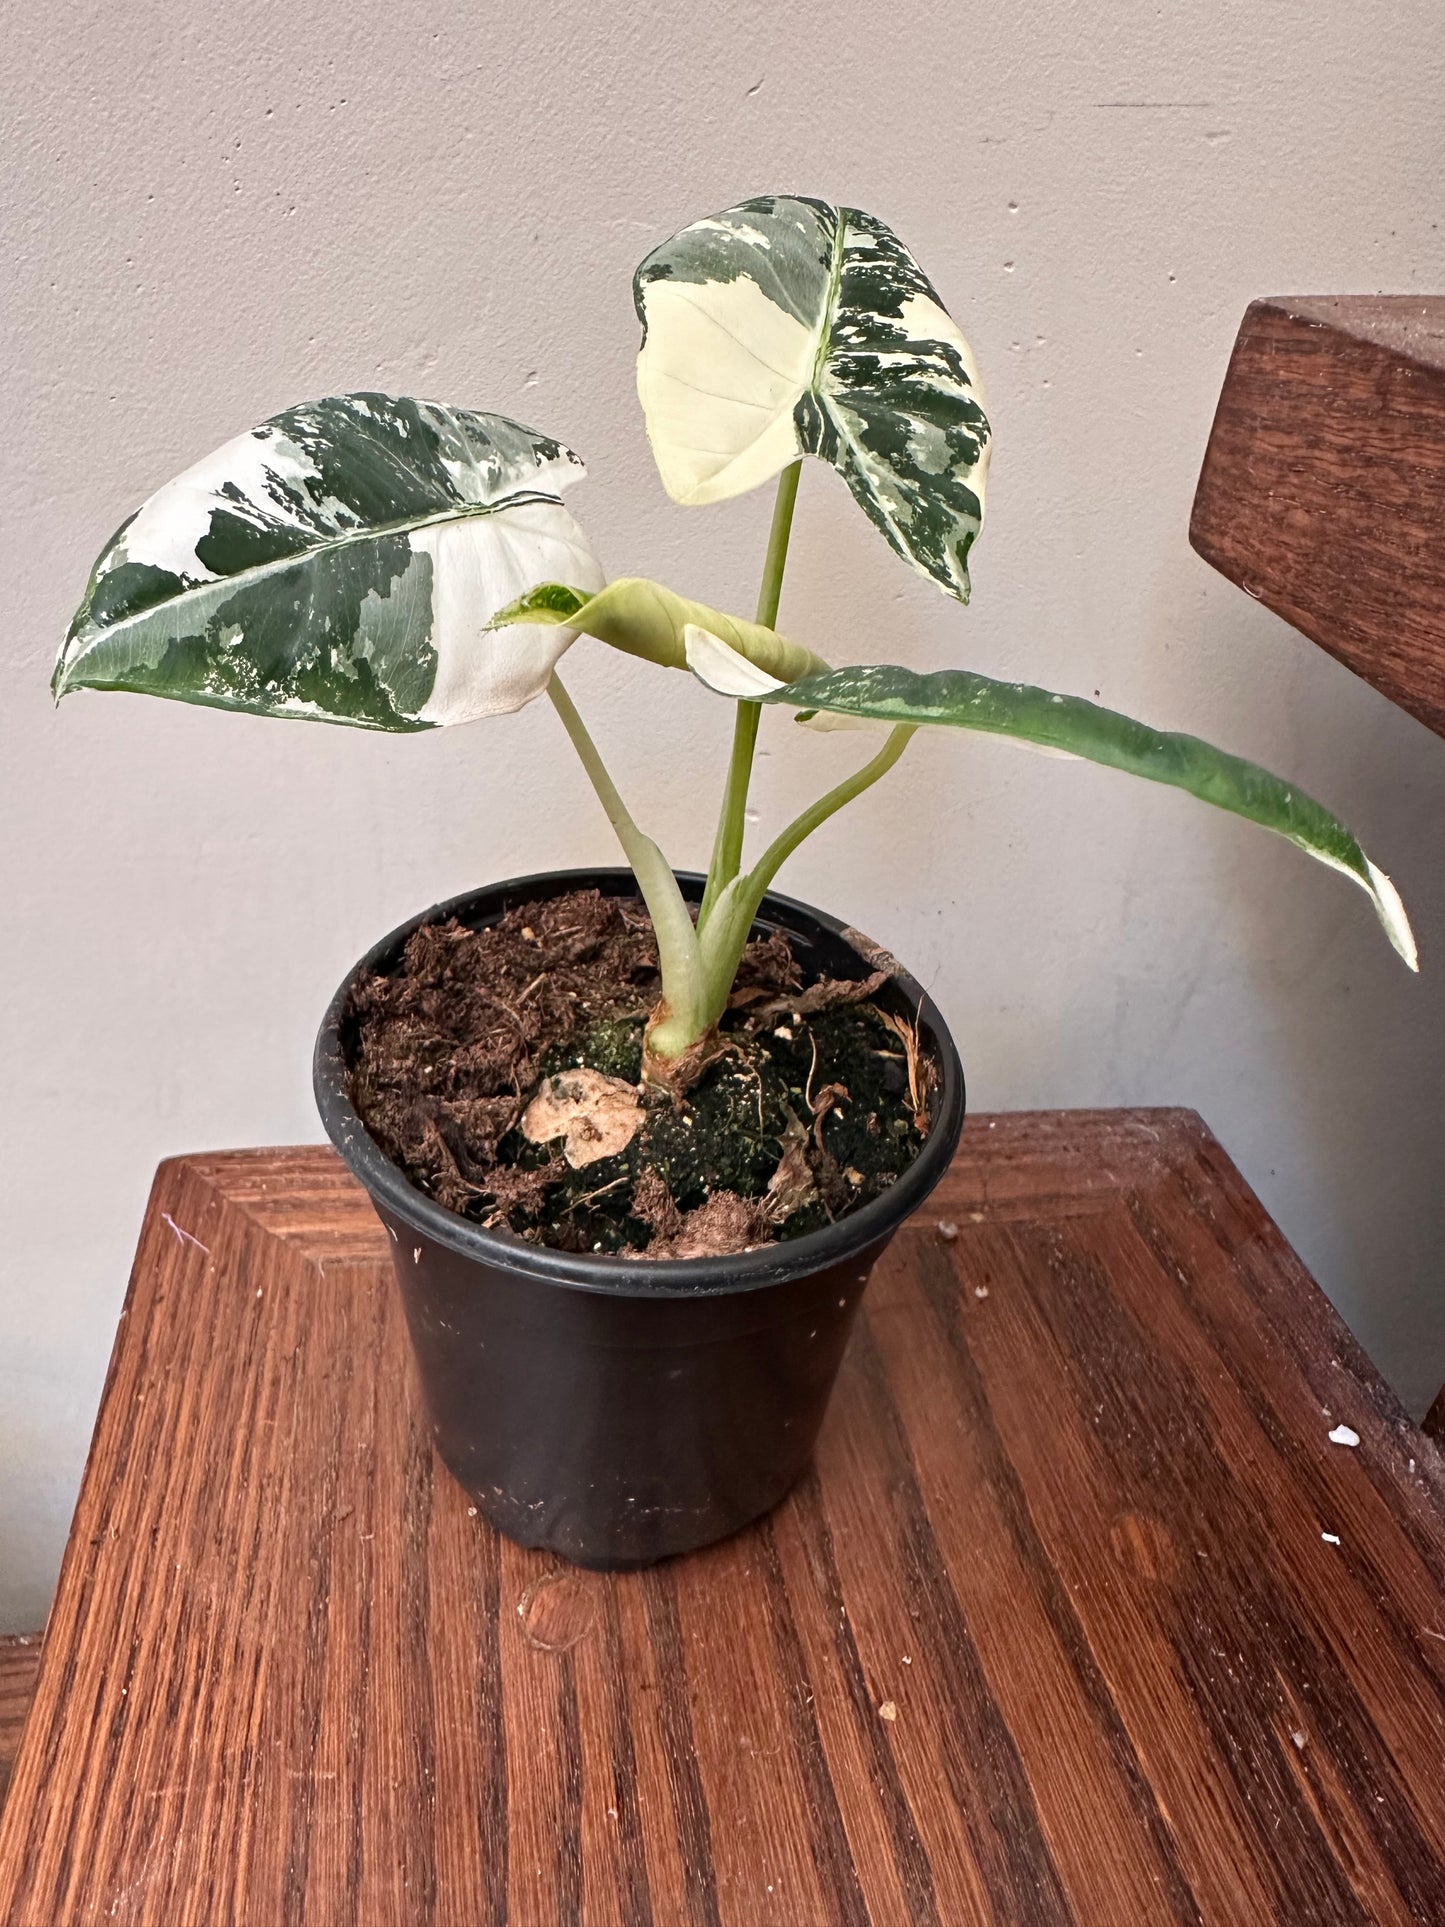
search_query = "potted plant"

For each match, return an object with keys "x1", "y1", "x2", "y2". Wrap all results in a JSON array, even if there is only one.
[{"x1": 54, "y1": 194, "x2": 1416, "y2": 1569}]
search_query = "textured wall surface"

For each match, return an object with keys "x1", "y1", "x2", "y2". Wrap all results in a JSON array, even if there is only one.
[{"x1": 4, "y1": 0, "x2": 1443, "y2": 1628}]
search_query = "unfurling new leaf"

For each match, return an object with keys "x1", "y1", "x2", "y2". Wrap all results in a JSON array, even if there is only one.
[{"x1": 490, "y1": 576, "x2": 830, "y2": 684}]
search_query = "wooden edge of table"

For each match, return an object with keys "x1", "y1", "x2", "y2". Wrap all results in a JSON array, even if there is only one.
[{"x1": 1189, "y1": 294, "x2": 1445, "y2": 738}]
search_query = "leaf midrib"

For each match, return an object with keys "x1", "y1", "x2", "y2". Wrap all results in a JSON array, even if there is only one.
[
  {"x1": 809, "y1": 209, "x2": 848, "y2": 394},
  {"x1": 68, "y1": 490, "x2": 564, "y2": 655}
]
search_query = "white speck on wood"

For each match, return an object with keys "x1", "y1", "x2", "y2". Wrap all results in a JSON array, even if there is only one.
[
  {"x1": 1328, "y1": 1424, "x2": 1360, "y2": 1447},
  {"x1": 879, "y1": 1700, "x2": 898, "y2": 1722},
  {"x1": 975, "y1": 1285, "x2": 989, "y2": 1299},
  {"x1": 1291, "y1": 1729, "x2": 1307, "y2": 1749},
  {"x1": 1322, "y1": 1532, "x2": 1341, "y2": 1545}
]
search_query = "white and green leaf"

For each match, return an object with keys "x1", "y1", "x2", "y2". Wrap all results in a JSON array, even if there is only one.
[
  {"x1": 634, "y1": 195, "x2": 990, "y2": 601},
  {"x1": 490, "y1": 575, "x2": 830, "y2": 683},
  {"x1": 54, "y1": 394, "x2": 605, "y2": 730},
  {"x1": 685, "y1": 634, "x2": 1418, "y2": 970}
]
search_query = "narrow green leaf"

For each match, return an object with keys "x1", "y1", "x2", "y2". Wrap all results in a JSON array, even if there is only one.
[
  {"x1": 634, "y1": 195, "x2": 990, "y2": 601},
  {"x1": 54, "y1": 395, "x2": 604, "y2": 729},
  {"x1": 491, "y1": 576, "x2": 830, "y2": 683},
  {"x1": 685, "y1": 638, "x2": 1417, "y2": 970}
]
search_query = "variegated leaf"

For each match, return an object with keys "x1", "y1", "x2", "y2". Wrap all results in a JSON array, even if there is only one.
[
  {"x1": 635, "y1": 196, "x2": 990, "y2": 601},
  {"x1": 490, "y1": 576, "x2": 830, "y2": 683},
  {"x1": 684, "y1": 635, "x2": 1418, "y2": 970},
  {"x1": 54, "y1": 394, "x2": 605, "y2": 729}
]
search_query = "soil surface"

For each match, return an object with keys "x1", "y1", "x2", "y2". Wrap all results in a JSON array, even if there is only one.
[{"x1": 346, "y1": 888, "x2": 934, "y2": 1259}]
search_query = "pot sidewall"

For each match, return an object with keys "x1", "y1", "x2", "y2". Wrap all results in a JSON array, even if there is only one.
[{"x1": 315, "y1": 869, "x2": 965, "y2": 1566}]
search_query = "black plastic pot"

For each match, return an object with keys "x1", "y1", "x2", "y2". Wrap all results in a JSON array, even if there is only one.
[{"x1": 314, "y1": 868, "x2": 965, "y2": 1569}]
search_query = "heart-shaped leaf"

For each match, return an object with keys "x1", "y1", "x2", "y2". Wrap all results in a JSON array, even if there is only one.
[
  {"x1": 635, "y1": 196, "x2": 991, "y2": 601},
  {"x1": 54, "y1": 394, "x2": 605, "y2": 729},
  {"x1": 685, "y1": 634, "x2": 1417, "y2": 970}
]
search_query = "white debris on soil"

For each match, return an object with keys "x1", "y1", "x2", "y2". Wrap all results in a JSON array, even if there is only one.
[
  {"x1": 1328, "y1": 1424, "x2": 1360, "y2": 1447},
  {"x1": 521, "y1": 1068, "x2": 644, "y2": 1169}
]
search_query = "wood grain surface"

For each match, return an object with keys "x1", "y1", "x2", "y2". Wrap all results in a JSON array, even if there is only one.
[
  {"x1": 0, "y1": 1640, "x2": 41, "y2": 1820},
  {"x1": 1190, "y1": 296, "x2": 1445, "y2": 737},
  {"x1": 1, "y1": 1112, "x2": 1443, "y2": 1926}
]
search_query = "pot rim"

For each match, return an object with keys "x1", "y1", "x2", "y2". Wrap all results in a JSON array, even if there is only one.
[{"x1": 314, "y1": 867, "x2": 965, "y2": 1300}]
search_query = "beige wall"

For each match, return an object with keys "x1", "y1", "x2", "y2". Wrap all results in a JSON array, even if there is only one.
[{"x1": 4, "y1": 0, "x2": 1444, "y2": 1627}]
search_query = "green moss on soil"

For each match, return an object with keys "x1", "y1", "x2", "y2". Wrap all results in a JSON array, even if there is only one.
[{"x1": 506, "y1": 1001, "x2": 923, "y2": 1254}]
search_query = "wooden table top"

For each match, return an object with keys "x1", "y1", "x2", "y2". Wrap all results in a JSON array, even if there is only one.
[
  {"x1": 2, "y1": 1110, "x2": 1443, "y2": 1926},
  {"x1": 0, "y1": 1641, "x2": 40, "y2": 1820}
]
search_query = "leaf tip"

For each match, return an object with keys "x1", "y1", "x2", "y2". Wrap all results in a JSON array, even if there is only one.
[
  {"x1": 1366, "y1": 859, "x2": 1419, "y2": 971},
  {"x1": 51, "y1": 646, "x2": 80, "y2": 707},
  {"x1": 683, "y1": 624, "x2": 788, "y2": 699}
]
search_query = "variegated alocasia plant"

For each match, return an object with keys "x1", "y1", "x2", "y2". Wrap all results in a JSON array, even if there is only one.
[{"x1": 54, "y1": 192, "x2": 1417, "y2": 1076}]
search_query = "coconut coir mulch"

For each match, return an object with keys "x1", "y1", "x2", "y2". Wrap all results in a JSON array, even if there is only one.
[{"x1": 346, "y1": 888, "x2": 934, "y2": 1259}]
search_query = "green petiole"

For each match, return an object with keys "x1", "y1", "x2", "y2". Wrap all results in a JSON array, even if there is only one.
[{"x1": 698, "y1": 460, "x2": 803, "y2": 930}]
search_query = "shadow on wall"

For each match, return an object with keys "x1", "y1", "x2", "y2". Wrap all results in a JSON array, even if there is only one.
[{"x1": 1166, "y1": 571, "x2": 1445, "y2": 1419}]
